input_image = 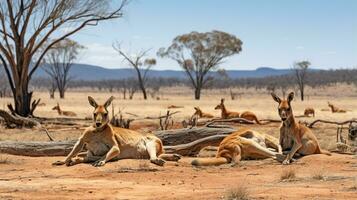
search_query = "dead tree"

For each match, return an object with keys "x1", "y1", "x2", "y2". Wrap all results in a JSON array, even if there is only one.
[
  {"x1": 43, "y1": 39, "x2": 84, "y2": 99},
  {"x1": 292, "y1": 61, "x2": 310, "y2": 101},
  {"x1": 113, "y1": 43, "x2": 156, "y2": 100},
  {"x1": 0, "y1": 0, "x2": 128, "y2": 116}
]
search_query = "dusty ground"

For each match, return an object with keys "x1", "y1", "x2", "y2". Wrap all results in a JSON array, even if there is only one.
[
  {"x1": 0, "y1": 154, "x2": 356, "y2": 199},
  {"x1": 0, "y1": 89, "x2": 357, "y2": 199}
]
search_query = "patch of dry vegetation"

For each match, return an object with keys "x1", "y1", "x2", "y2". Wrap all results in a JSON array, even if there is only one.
[
  {"x1": 0, "y1": 155, "x2": 11, "y2": 164},
  {"x1": 223, "y1": 185, "x2": 250, "y2": 200},
  {"x1": 280, "y1": 167, "x2": 297, "y2": 181},
  {"x1": 311, "y1": 168, "x2": 326, "y2": 180}
]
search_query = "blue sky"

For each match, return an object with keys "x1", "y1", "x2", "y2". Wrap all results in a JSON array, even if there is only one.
[{"x1": 71, "y1": 0, "x2": 357, "y2": 70}]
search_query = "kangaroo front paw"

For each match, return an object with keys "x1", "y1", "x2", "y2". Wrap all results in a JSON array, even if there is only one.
[
  {"x1": 276, "y1": 154, "x2": 286, "y2": 163},
  {"x1": 172, "y1": 154, "x2": 182, "y2": 161},
  {"x1": 92, "y1": 160, "x2": 106, "y2": 167},
  {"x1": 282, "y1": 158, "x2": 291, "y2": 165},
  {"x1": 151, "y1": 158, "x2": 165, "y2": 166},
  {"x1": 52, "y1": 160, "x2": 65, "y2": 166}
]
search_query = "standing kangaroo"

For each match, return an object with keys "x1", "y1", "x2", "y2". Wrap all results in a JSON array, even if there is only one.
[
  {"x1": 53, "y1": 96, "x2": 180, "y2": 167},
  {"x1": 215, "y1": 98, "x2": 260, "y2": 124},
  {"x1": 52, "y1": 103, "x2": 77, "y2": 117},
  {"x1": 271, "y1": 92, "x2": 331, "y2": 165}
]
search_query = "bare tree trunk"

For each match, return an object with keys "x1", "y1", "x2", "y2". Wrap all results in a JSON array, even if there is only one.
[
  {"x1": 194, "y1": 87, "x2": 201, "y2": 100},
  {"x1": 13, "y1": 79, "x2": 32, "y2": 117},
  {"x1": 59, "y1": 89, "x2": 65, "y2": 99},
  {"x1": 300, "y1": 85, "x2": 304, "y2": 101}
]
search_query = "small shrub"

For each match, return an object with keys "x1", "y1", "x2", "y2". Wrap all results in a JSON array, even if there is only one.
[
  {"x1": 280, "y1": 168, "x2": 296, "y2": 181},
  {"x1": 0, "y1": 156, "x2": 10, "y2": 164},
  {"x1": 224, "y1": 185, "x2": 250, "y2": 200},
  {"x1": 311, "y1": 168, "x2": 325, "y2": 180}
]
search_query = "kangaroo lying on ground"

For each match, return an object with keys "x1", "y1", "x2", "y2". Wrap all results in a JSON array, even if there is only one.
[
  {"x1": 191, "y1": 129, "x2": 282, "y2": 166},
  {"x1": 53, "y1": 96, "x2": 180, "y2": 167},
  {"x1": 193, "y1": 107, "x2": 214, "y2": 118},
  {"x1": 271, "y1": 92, "x2": 331, "y2": 165},
  {"x1": 215, "y1": 98, "x2": 261, "y2": 124},
  {"x1": 52, "y1": 103, "x2": 77, "y2": 117},
  {"x1": 327, "y1": 102, "x2": 347, "y2": 113},
  {"x1": 304, "y1": 107, "x2": 315, "y2": 117}
]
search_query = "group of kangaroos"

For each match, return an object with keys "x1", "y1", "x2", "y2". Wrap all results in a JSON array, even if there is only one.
[{"x1": 53, "y1": 92, "x2": 331, "y2": 168}]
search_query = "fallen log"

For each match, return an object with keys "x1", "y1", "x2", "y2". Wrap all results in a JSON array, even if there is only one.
[
  {"x1": 0, "y1": 109, "x2": 41, "y2": 128},
  {"x1": 308, "y1": 119, "x2": 357, "y2": 128},
  {"x1": 0, "y1": 127, "x2": 237, "y2": 156},
  {"x1": 154, "y1": 127, "x2": 236, "y2": 145},
  {"x1": 0, "y1": 134, "x2": 229, "y2": 157}
]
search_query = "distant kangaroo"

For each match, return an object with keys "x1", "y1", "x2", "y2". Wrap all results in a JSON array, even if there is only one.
[
  {"x1": 52, "y1": 103, "x2": 77, "y2": 117},
  {"x1": 193, "y1": 107, "x2": 214, "y2": 118},
  {"x1": 304, "y1": 107, "x2": 315, "y2": 117},
  {"x1": 271, "y1": 92, "x2": 331, "y2": 165},
  {"x1": 214, "y1": 98, "x2": 260, "y2": 124},
  {"x1": 327, "y1": 102, "x2": 346, "y2": 113}
]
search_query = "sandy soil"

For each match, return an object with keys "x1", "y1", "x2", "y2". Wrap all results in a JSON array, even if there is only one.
[
  {"x1": 0, "y1": 153, "x2": 356, "y2": 200},
  {"x1": 0, "y1": 90, "x2": 356, "y2": 199}
]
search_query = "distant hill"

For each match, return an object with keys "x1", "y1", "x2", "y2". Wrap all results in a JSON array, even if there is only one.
[{"x1": 33, "y1": 64, "x2": 295, "y2": 80}]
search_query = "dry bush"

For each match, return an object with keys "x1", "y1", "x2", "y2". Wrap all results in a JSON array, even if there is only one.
[
  {"x1": 280, "y1": 167, "x2": 296, "y2": 181},
  {"x1": 224, "y1": 185, "x2": 250, "y2": 200},
  {"x1": 0, "y1": 155, "x2": 11, "y2": 164},
  {"x1": 311, "y1": 168, "x2": 326, "y2": 180}
]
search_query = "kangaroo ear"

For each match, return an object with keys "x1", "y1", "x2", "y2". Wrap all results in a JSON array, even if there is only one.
[
  {"x1": 104, "y1": 96, "x2": 115, "y2": 108},
  {"x1": 287, "y1": 92, "x2": 294, "y2": 102},
  {"x1": 194, "y1": 107, "x2": 198, "y2": 110},
  {"x1": 221, "y1": 98, "x2": 225, "y2": 104},
  {"x1": 271, "y1": 93, "x2": 281, "y2": 103},
  {"x1": 88, "y1": 96, "x2": 98, "y2": 108}
]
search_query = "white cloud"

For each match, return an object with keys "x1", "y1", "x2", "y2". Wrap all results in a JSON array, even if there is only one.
[
  {"x1": 79, "y1": 43, "x2": 128, "y2": 68},
  {"x1": 295, "y1": 46, "x2": 304, "y2": 50},
  {"x1": 322, "y1": 51, "x2": 337, "y2": 55}
]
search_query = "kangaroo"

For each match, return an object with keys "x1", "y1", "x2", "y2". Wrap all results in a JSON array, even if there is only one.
[
  {"x1": 327, "y1": 102, "x2": 346, "y2": 113},
  {"x1": 191, "y1": 129, "x2": 282, "y2": 166},
  {"x1": 193, "y1": 107, "x2": 214, "y2": 118},
  {"x1": 214, "y1": 98, "x2": 260, "y2": 124},
  {"x1": 52, "y1": 103, "x2": 77, "y2": 117},
  {"x1": 53, "y1": 96, "x2": 180, "y2": 167},
  {"x1": 271, "y1": 92, "x2": 331, "y2": 165},
  {"x1": 304, "y1": 107, "x2": 315, "y2": 117}
]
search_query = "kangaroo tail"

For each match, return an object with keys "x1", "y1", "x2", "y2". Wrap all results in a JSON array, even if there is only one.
[
  {"x1": 319, "y1": 149, "x2": 332, "y2": 156},
  {"x1": 191, "y1": 157, "x2": 228, "y2": 166},
  {"x1": 254, "y1": 116, "x2": 261, "y2": 125}
]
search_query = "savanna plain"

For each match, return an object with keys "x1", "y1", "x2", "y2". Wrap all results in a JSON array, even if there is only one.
[{"x1": 0, "y1": 86, "x2": 356, "y2": 200}]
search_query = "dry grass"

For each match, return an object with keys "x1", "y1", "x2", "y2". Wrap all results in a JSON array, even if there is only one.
[
  {"x1": 224, "y1": 185, "x2": 250, "y2": 200},
  {"x1": 0, "y1": 155, "x2": 11, "y2": 164},
  {"x1": 311, "y1": 168, "x2": 326, "y2": 180},
  {"x1": 280, "y1": 167, "x2": 297, "y2": 181}
]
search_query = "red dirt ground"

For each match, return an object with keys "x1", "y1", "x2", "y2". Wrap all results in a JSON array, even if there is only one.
[{"x1": 0, "y1": 153, "x2": 356, "y2": 200}]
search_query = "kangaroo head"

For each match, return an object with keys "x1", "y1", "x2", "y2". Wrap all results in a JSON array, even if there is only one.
[
  {"x1": 52, "y1": 103, "x2": 60, "y2": 111},
  {"x1": 271, "y1": 92, "x2": 294, "y2": 122},
  {"x1": 215, "y1": 98, "x2": 225, "y2": 110},
  {"x1": 327, "y1": 102, "x2": 333, "y2": 107},
  {"x1": 194, "y1": 107, "x2": 202, "y2": 115},
  {"x1": 88, "y1": 96, "x2": 114, "y2": 128}
]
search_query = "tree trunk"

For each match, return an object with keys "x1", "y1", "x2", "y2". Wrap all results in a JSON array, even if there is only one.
[
  {"x1": 300, "y1": 85, "x2": 304, "y2": 101},
  {"x1": 59, "y1": 89, "x2": 65, "y2": 99},
  {"x1": 194, "y1": 87, "x2": 201, "y2": 100},
  {"x1": 13, "y1": 80, "x2": 32, "y2": 117}
]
